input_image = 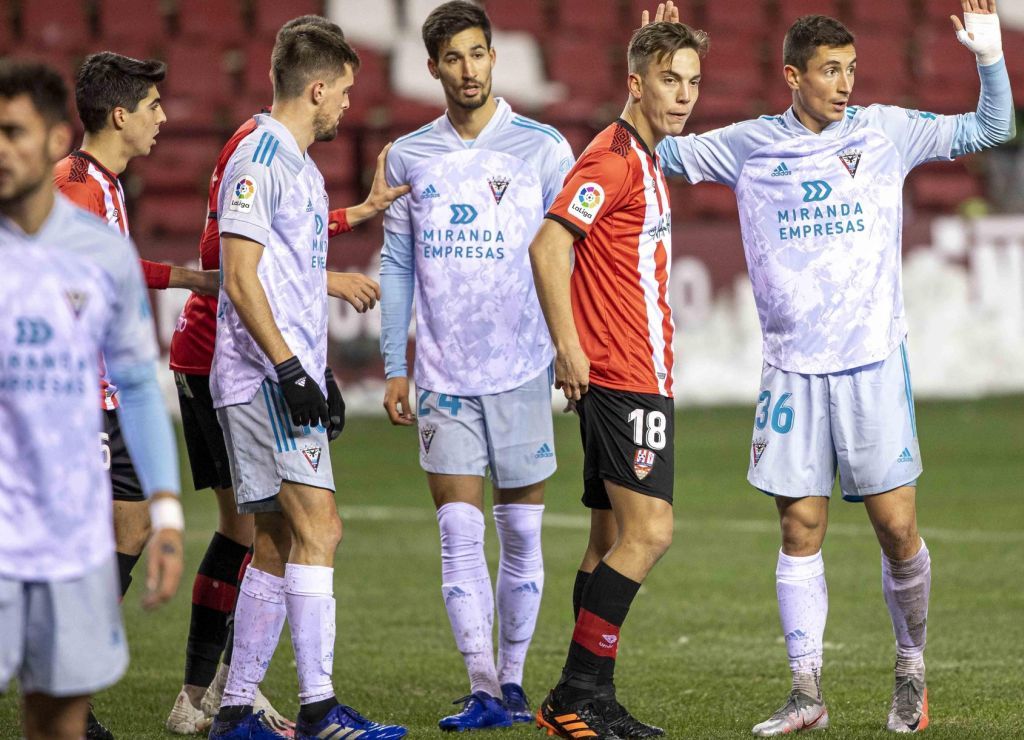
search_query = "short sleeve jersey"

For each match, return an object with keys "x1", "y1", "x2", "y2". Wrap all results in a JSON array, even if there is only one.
[
  {"x1": 547, "y1": 119, "x2": 675, "y2": 397},
  {"x1": 0, "y1": 196, "x2": 158, "y2": 580},
  {"x1": 658, "y1": 104, "x2": 959, "y2": 374},
  {"x1": 211, "y1": 114, "x2": 329, "y2": 408},
  {"x1": 383, "y1": 98, "x2": 574, "y2": 396}
]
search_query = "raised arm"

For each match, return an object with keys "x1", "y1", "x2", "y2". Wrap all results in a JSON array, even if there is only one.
[{"x1": 529, "y1": 219, "x2": 590, "y2": 402}]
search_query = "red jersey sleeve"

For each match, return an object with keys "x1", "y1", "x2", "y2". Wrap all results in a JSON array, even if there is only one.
[
  {"x1": 327, "y1": 207, "x2": 350, "y2": 237},
  {"x1": 56, "y1": 179, "x2": 104, "y2": 218},
  {"x1": 545, "y1": 150, "x2": 631, "y2": 240},
  {"x1": 140, "y1": 259, "x2": 172, "y2": 289}
]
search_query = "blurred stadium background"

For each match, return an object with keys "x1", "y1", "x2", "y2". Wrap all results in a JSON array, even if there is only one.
[{"x1": 2, "y1": 0, "x2": 1023, "y2": 408}]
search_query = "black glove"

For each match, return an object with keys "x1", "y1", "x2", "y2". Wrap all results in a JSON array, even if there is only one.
[
  {"x1": 274, "y1": 356, "x2": 329, "y2": 428},
  {"x1": 324, "y1": 367, "x2": 346, "y2": 441}
]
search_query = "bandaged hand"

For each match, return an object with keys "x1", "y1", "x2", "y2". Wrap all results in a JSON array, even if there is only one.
[{"x1": 954, "y1": 7, "x2": 1003, "y2": 65}]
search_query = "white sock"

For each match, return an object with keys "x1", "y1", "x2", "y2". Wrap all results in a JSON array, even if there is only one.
[
  {"x1": 285, "y1": 563, "x2": 337, "y2": 705},
  {"x1": 493, "y1": 503, "x2": 544, "y2": 687},
  {"x1": 437, "y1": 502, "x2": 501, "y2": 697},
  {"x1": 222, "y1": 567, "x2": 286, "y2": 708},
  {"x1": 776, "y1": 549, "x2": 828, "y2": 697},
  {"x1": 882, "y1": 539, "x2": 930, "y2": 677}
]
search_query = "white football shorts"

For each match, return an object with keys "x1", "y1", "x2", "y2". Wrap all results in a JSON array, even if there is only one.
[
  {"x1": 747, "y1": 341, "x2": 922, "y2": 501},
  {"x1": 217, "y1": 379, "x2": 335, "y2": 513},
  {"x1": 416, "y1": 367, "x2": 556, "y2": 488}
]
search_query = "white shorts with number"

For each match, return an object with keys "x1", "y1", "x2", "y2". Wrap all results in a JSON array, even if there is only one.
[
  {"x1": 417, "y1": 368, "x2": 556, "y2": 488},
  {"x1": 747, "y1": 342, "x2": 922, "y2": 502},
  {"x1": 0, "y1": 556, "x2": 127, "y2": 696}
]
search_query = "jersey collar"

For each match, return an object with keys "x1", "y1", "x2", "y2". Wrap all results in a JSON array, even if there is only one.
[
  {"x1": 783, "y1": 106, "x2": 847, "y2": 139},
  {"x1": 0, "y1": 194, "x2": 74, "y2": 243},
  {"x1": 615, "y1": 117, "x2": 657, "y2": 163},
  {"x1": 439, "y1": 97, "x2": 512, "y2": 149},
  {"x1": 72, "y1": 149, "x2": 120, "y2": 183}
]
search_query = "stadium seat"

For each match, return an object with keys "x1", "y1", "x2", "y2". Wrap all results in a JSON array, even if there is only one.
[
  {"x1": 626, "y1": 0, "x2": 697, "y2": 28},
  {"x1": 702, "y1": 0, "x2": 766, "y2": 33},
  {"x1": 253, "y1": 0, "x2": 324, "y2": 39},
  {"x1": 846, "y1": 0, "x2": 912, "y2": 30},
  {"x1": 689, "y1": 182, "x2": 739, "y2": 220},
  {"x1": 96, "y1": 0, "x2": 168, "y2": 46},
  {"x1": 318, "y1": 132, "x2": 359, "y2": 184},
  {"x1": 176, "y1": 0, "x2": 245, "y2": 44},
  {"x1": 132, "y1": 191, "x2": 208, "y2": 239},
  {"x1": 128, "y1": 135, "x2": 222, "y2": 194},
  {"x1": 0, "y1": 0, "x2": 14, "y2": 51},
  {"x1": 910, "y1": 167, "x2": 982, "y2": 212},
  {"x1": 326, "y1": 0, "x2": 398, "y2": 50},
  {"x1": 20, "y1": 0, "x2": 90, "y2": 51},
  {"x1": 483, "y1": 0, "x2": 547, "y2": 37},
  {"x1": 162, "y1": 42, "x2": 234, "y2": 101},
  {"x1": 554, "y1": 0, "x2": 622, "y2": 39},
  {"x1": 776, "y1": 0, "x2": 841, "y2": 25},
  {"x1": 241, "y1": 38, "x2": 276, "y2": 102},
  {"x1": 544, "y1": 33, "x2": 617, "y2": 105}
]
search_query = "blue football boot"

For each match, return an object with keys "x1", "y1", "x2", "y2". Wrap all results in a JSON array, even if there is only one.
[
  {"x1": 501, "y1": 683, "x2": 533, "y2": 725},
  {"x1": 439, "y1": 691, "x2": 513, "y2": 731},
  {"x1": 208, "y1": 710, "x2": 291, "y2": 739},
  {"x1": 295, "y1": 703, "x2": 407, "y2": 740}
]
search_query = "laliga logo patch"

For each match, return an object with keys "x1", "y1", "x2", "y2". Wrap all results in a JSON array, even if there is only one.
[
  {"x1": 568, "y1": 182, "x2": 604, "y2": 224},
  {"x1": 301, "y1": 446, "x2": 322, "y2": 472},
  {"x1": 838, "y1": 149, "x2": 862, "y2": 178},
  {"x1": 420, "y1": 424, "x2": 437, "y2": 454},
  {"x1": 228, "y1": 175, "x2": 257, "y2": 213},
  {"x1": 752, "y1": 438, "x2": 768, "y2": 466},
  {"x1": 633, "y1": 448, "x2": 655, "y2": 481},
  {"x1": 488, "y1": 175, "x2": 510, "y2": 205}
]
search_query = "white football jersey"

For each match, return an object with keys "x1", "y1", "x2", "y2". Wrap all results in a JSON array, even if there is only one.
[
  {"x1": 0, "y1": 196, "x2": 158, "y2": 580},
  {"x1": 660, "y1": 104, "x2": 959, "y2": 374},
  {"x1": 212, "y1": 114, "x2": 330, "y2": 407},
  {"x1": 384, "y1": 98, "x2": 574, "y2": 395}
]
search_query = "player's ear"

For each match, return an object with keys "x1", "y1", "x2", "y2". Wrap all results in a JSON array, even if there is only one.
[
  {"x1": 783, "y1": 64, "x2": 800, "y2": 92},
  {"x1": 111, "y1": 106, "x2": 127, "y2": 131},
  {"x1": 427, "y1": 57, "x2": 439, "y2": 79},
  {"x1": 310, "y1": 79, "x2": 325, "y2": 104},
  {"x1": 627, "y1": 71, "x2": 644, "y2": 101}
]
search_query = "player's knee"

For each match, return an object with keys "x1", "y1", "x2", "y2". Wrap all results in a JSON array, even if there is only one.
[
  {"x1": 622, "y1": 520, "x2": 673, "y2": 561},
  {"x1": 877, "y1": 521, "x2": 920, "y2": 560}
]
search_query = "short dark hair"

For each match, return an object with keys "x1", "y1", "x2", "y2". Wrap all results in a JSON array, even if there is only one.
[
  {"x1": 277, "y1": 14, "x2": 345, "y2": 42},
  {"x1": 271, "y1": 25, "x2": 360, "y2": 100},
  {"x1": 783, "y1": 15, "x2": 855, "y2": 71},
  {"x1": 0, "y1": 59, "x2": 69, "y2": 124},
  {"x1": 628, "y1": 21, "x2": 709, "y2": 75},
  {"x1": 75, "y1": 52, "x2": 166, "y2": 134},
  {"x1": 421, "y1": 1, "x2": 491, "y2": 62}
]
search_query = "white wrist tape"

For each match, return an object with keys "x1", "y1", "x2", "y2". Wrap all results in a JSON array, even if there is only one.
[
  {"x1": 150, "y1": 496, "x2": 185, "y2": 532},
  {"x1": 957, "y1": 12, "x2": 1003, "y2": 66}
]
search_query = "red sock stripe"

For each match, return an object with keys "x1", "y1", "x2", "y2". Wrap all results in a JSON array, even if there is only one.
[
  {"x1": 572, "y1": 608, "x2": 620, "y2": 658},
  {"x1": 237, "y1": 550, "x2": 253, "y2": 582},
  {"x1": 192, "y1": 573, "x2": 239, "y2": 613}
]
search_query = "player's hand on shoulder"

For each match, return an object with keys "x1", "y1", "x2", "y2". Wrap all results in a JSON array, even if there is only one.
[
  {"x1": 554, "y1": 344, "x2": 590, "y2": 401},
  {"x1": 366, "y1": 142, "x2": 411, "y2": 213},
  {"x1": 383, "y1": 376, "x2": 416, "y2": 426},
  {"x1": 328, "y1": 271, "x2": 380, "y2": 312}
]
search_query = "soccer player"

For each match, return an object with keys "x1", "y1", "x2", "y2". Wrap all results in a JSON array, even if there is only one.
[
  {"x1": 656, "y1": 1, "x2": 1014, "y2": 734},
  {"x1": 527, "y1": 20, "x2": 707, "y2": 740},
  {"x1": 0, "y1": 58, "x2": 184, "y2": 740},
  {"x1": 165, "y1": 16, "x2": 407, "y2": 736},
  {"x1": 379, "y1": 1, "x2": 573, "y2": 729},
  {"x1": 206, "y1": 24, "x2": 406, "y2": 740}
]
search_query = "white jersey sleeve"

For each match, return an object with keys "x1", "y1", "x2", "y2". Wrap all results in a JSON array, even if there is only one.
[
  {"x1": 217, "y1": 134, "x2": 286, "y2": 246},
  {"x1": 658, "y1": 117, "x2": 780, "y2": 187},
  {"x1": 862, "y1": 105, "x2": 957, "y2": 174},
  {"x1": 539, "y1": 137, "x2": 575, "y2": 210},
  {"x1": 383, "y1": 139, "x2": 414, "y2": 235}
]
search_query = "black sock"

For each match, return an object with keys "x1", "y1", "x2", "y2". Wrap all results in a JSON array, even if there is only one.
[
  {"x1": 216, "y1": 704, "x2": 252, "y2": 723},
  {"x1": 223, "y1": 547, "x2": 254, "y2": 667},
  {"x1": 299, "y1": 696, "x2": 338, "y2": 724},
  {"x1": 116, "y1": 551, "x2": 141, "y2": 597},
  {"x1": 557, "y1": 562, "x2": 640, "y2": 704},
  {"x1": 184, "y1": 533, "x2": 249, "y2": 686},
  {"x1": 572, "y1": 569, "x2": 591, "y2": 621}
]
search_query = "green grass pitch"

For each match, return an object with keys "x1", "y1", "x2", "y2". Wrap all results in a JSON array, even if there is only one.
[{"x1": 2, "y1": 397, "x2": 1022, "y2": 739}]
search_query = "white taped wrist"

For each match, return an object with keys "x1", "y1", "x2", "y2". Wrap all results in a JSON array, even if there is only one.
[
  {"x1": 149, "y1": 496, "x2": 184, "y2": 531},
  {"x1": 957, "y1": 12, "x2": 1003, "y2": 66}
]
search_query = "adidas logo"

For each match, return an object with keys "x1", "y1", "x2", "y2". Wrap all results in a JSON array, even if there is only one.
[
  {"x1": 445, "y1": 586, "x2": 468, "y2": 603},
  {"x1": 295, "y1": 377, "x2": 306, "y2": 387},
  {"x1": 535, "y1": 442, "x2": 554, "y2": 459},
  {"x1": 513, "y1": 581, "x2": 540, "y2": 594},
  {"x1": 305, "y1": 198, "x2": 314, "y2": 212},
  {"x1": 897, "y1": 447, "x2": 914, "y2": 463},
  {"x1": 421, "y1": 183, "x2": 440, "y2": 199},
  {"x1": 599, "y1": 634, "x2": 618, "y2": 649},
  {"x1": 771, "y1": 162, "x2": 792, "y2": 177}
]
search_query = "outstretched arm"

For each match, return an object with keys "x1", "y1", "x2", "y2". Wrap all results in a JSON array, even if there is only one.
[
  {"x1": 332, "y1": 142, "x2": 412, "y2": 232},
  {"x1": 950, "y1": 0, "x2": 1016, "y2": 155}
]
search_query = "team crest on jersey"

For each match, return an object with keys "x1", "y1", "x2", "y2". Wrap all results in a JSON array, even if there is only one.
[
  {"x1": 301, "y1": 446, "x2": 322, "y2": 472},
  {"x1": 838, "y1": 150, "x2": 862, "y2": 178},
  {"x1": 63, "y1": 288, "x2": 89, "y2": 319},
  {"x1": 228, "y1": 175, "x2": 257, "y2": 213},
  {"x1": 752, "y1": 438, "x2": 768, "y2": 466},
  {"x1": 488, "y1": 175, "x2": 511, "y2": 205},
  {"x1": 633, "y1": 448, "x2": 655, "y2": 480},
  {"x1": 569, "y1": 182, "x2": 604, "y2": 224},
  {"x1": 420, "y1": 424, "x2": 437, "y2": 454}
]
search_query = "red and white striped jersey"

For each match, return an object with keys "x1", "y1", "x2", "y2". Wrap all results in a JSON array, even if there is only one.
[{"x1": 547, "y1": 119, "x2": 675, "y2": 397}]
